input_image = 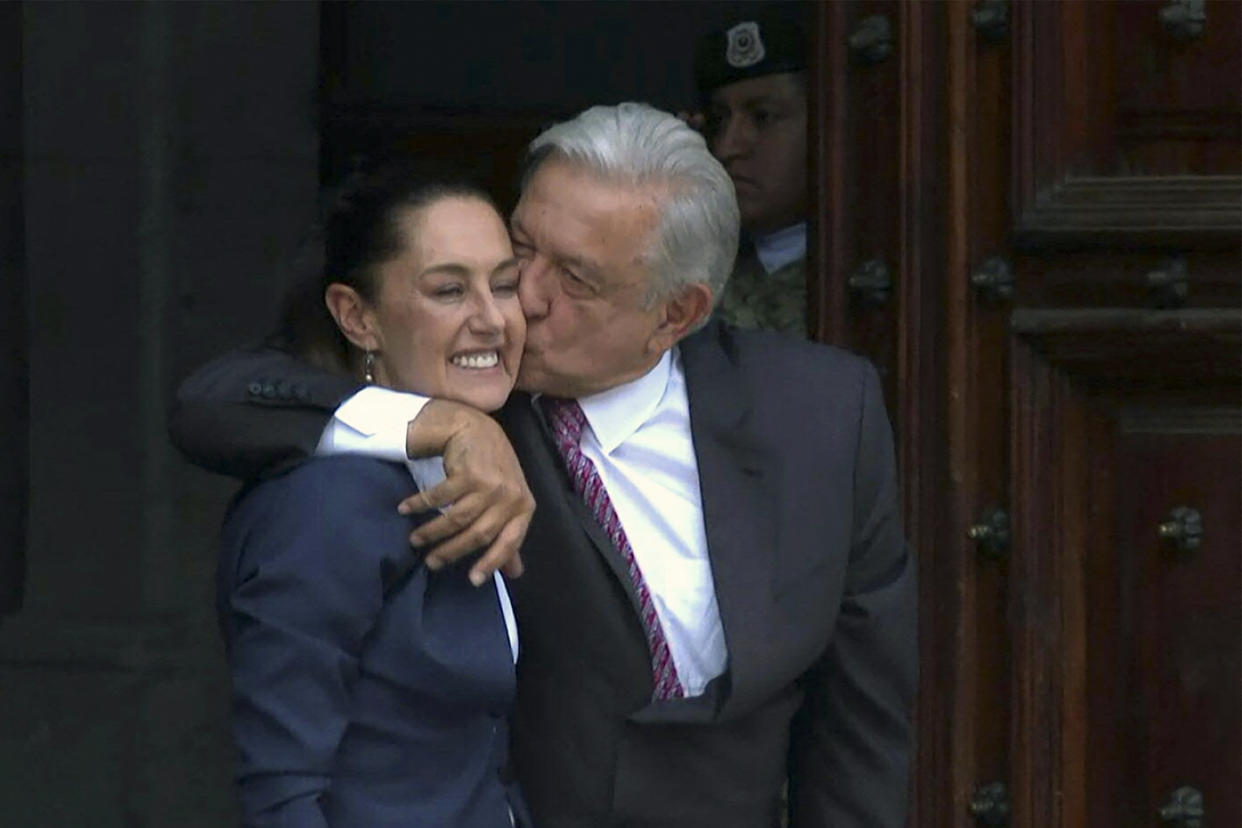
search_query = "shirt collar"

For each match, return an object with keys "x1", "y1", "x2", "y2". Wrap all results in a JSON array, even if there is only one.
[
  {"x1": 752, "y1": 221, "x2": 807, "y2": 275},
  {"x1": 576, "y1": 348, "x2": 674, "y2": 455}
]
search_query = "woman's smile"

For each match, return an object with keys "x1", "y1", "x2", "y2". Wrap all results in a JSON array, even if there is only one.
[{"x1": 451, "y1": 349, "x2": 501, "y2": 370}]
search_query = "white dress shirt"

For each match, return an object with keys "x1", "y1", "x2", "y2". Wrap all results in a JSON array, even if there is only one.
[
  {"x1": 562, "y1": 348, "x2": 727, "y2": 696},
  {"x1": 317, "y1": 388, "x2": 518, "y2": 663},
  {"x1": 317, "y1": 349, "x2": 729, "y2": 696}
]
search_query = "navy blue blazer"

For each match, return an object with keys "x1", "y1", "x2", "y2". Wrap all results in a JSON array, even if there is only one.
[{"x1": 218, "y1": 455, "x2": 529, "y2": 827}]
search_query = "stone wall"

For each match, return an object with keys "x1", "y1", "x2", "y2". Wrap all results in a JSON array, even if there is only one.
[{"x1": 0, "y1": 3, "x2": 319, "y2": 824}]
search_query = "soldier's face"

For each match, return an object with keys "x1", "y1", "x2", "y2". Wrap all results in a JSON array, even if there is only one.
[{"x1": 706, "y1": 72, "x2": 808, "y2": 236}]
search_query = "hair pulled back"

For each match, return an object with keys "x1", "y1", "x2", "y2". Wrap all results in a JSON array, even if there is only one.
[{"x1": 276, "y1": 160, "x2": 495, "y2": 375}]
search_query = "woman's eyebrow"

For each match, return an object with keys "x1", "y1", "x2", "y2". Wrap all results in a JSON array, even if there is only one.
[
  {"x1": 420, "y1": 258, "x2": 521, "y2": 279},
  {"x1": 420, "y1": 263, "x2": 471, "y2": 278}
]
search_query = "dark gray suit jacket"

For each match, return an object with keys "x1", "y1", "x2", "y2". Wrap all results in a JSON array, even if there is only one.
[{"x1": 171, "y1": 320, "x2": 917, "y2": 828}]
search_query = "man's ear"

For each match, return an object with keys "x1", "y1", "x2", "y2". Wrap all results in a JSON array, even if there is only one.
[
  {"x1": 651, "y1": 283, "x2": 714, "y2": 352},
  {"x1": 324, "y1": 283, "x2": 381, "y2": 352}
]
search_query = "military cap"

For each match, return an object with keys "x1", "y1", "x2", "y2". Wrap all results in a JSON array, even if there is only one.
[{"x1": 694, "y1": 12, "x2": 806, "y2": 97}]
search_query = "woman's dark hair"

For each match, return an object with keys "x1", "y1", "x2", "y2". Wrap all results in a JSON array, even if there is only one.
[{"x1": 275, "y1": 159, "x2": 497, "y2": 376}]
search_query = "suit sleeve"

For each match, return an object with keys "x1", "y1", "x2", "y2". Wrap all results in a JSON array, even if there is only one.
[
  {"x1": 168, "y1": 346, "x2": 362, "y2": 480},
  {"x1": 788, "y1": 361, "x2": 918, "y2": 828},
  {"x1": 222, "y1": 459, "x2": 423, "y2": 826}
]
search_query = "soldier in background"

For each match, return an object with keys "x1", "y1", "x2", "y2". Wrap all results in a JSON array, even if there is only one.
[{"x1": 693, "y1": 12, "x2": 810, "y2": 338}]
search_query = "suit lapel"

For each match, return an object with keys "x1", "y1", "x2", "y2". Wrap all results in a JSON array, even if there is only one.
[
  {"x1": 679, "y1": 324, "x2": 778, "y2": 717},
  {"x1": 505, "y1": 394, "x2": 644, "y2": 614}
]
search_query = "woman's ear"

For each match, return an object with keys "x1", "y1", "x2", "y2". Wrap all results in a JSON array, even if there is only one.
[{"x1": 324, "y1": 283, "x2": 381, "y2": 352}]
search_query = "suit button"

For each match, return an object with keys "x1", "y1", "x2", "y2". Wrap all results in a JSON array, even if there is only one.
[
  {"x1": 294, "y1": 384, "x2": 310, "y2": 402},
  {"x1": 261, "y1": 383, "x2": 277, "y2": 399},
  {"x1": 276, "y1": 381, "x2": 293, "y2": 400},
  {"x1": 247, "y1": 381, "x2": 263, "y2": 397}
]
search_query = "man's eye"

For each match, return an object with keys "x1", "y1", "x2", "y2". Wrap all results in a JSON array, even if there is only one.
[
  {"x1": 434, "y1": 284, "x2": 464, "y2": 299},
  {"x1": 752, "y1": 110, "x2": 773, "y2": 128},
  {"x1": 561, "y1": 268, "x2": 591, "y2": 293},
  {"x1": 492, "y1": 280, "x2": 519, "y2": 296}
]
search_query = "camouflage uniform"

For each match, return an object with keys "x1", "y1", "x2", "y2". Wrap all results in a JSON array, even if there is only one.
[{"x1": 716, "y1": 248, "x2": 808, "y2": 339}]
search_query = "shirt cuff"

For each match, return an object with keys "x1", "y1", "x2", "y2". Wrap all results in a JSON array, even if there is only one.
[{"x1": 316, "y1": 386, "x2": 430, "y2": 464}]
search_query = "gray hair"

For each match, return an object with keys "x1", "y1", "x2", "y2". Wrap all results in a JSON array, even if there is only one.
[{"x1": 523, "y1": 102, "x2": 739, "y2": 310}]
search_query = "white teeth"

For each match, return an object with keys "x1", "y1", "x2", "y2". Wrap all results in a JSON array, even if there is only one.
[{"x1": 452, "y1": 351, "x2": 499, "y2": 369}]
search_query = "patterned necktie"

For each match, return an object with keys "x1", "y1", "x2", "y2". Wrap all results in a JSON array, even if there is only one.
[{"x1": 541, "y1": 396, "x2": 684, "y2": 700}]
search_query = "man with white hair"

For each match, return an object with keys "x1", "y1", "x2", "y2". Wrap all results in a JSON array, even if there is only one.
[{"x1": 173, "y1": 102, "x2": 915, "y2": 827}]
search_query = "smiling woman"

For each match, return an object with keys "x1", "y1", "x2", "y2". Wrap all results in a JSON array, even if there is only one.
[
  {"x1": 283, "y1": 165, "x2": 525, "y2": 413},
  {"x1": 325, "y1": 195, "x2": 524, "y2": 412},
  {"x1": 216, "y1": 163, "x2": 533, "y2": 827}
]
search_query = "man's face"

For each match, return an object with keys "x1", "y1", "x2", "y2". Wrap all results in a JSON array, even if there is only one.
[
  {"x1": 508, "y1": 160, "x2": 671, "y2": 399},
  {"x1": 706, "y1": 71, "x2": 808, "y2": 235}
]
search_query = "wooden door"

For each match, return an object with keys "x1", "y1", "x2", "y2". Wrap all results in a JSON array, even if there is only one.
[
  {"x1": 811, "y1": 2, "x2": 964, "y2": 824},
  {"x1": 1005, "y1": 2, "x2": 1241, "y2": 826},
  {"x1": 812, "y1": 1, "x2": 1241, "y2": 825}
]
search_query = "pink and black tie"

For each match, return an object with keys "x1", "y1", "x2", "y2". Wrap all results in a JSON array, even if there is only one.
[{"x1": 541, "y1": 396, "x2": 684, "y2": 701}]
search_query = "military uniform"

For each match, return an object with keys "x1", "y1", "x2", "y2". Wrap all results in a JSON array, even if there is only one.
[{"x1": 716, "y1": 246, "x2": 807, "y2": 338}]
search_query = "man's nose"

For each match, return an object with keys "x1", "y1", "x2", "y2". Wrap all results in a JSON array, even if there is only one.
[
  {"x1": 518, "y1": 259, "x2": 553, "y2": 320},
  {"x1": 712, "y1": 115, "x2": 752, "y2": 161}
]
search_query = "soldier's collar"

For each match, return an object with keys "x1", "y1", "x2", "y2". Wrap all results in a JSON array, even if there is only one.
[{"x1": 752, "y1": 222, "x2": 807, "y2": 275}]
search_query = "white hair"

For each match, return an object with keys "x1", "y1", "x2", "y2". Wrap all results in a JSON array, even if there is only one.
[{"x1": 523, "y1": 102, "x2": 739, "y2": 311}]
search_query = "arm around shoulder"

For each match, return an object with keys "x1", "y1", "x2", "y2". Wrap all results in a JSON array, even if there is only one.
[
  {"x1": 169, "y1": 346, "x2": 361, "y2": 479},
  {"x1": 788, "y1": 361, "x2": 917, "y2": 827}
]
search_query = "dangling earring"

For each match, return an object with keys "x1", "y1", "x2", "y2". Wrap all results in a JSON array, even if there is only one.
[{"x1": 364, "y1": 349, "x2": 376, "y2": 384}]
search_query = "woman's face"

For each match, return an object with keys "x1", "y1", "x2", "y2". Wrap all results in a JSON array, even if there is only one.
[{"x1": 366, "y1": 196, "x2": 524, "y2": 413}]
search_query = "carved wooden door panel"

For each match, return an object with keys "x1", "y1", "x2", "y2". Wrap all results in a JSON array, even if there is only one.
[
  {"x1": 809, "y1": 10, "x2": 956, "y2": 822},
  {"x1": 1000, "y1": 2, "x2": 1241, "y2": 827},
  {"x1": 810, "y1": 3, "x2": 969, "y2": 824},
  {"x1": 809, "y1": 0, "x2": 905, "y2": 396},
  {"x1": 828, "y1": 2, "x2": 1242, "y2": 826},
  {"x1": 1009, "y1": 314, "x2": 1240, "y2": 828},
  {"x1": 1107, "y1": 406, "x2": 1240, "y2": 827}
]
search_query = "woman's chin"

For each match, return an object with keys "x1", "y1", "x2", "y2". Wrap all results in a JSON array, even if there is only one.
[{"x1": 442, "y1": 377, "x2": 514, "y2": 414}]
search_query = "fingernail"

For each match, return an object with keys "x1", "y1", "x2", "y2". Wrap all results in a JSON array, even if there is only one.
[
  {"x1": 469, "y1": 570, "x2": 486, "y2": 587},
  {"x1": 408, "y1": 533, "x2": 424, "y2": 548},
  {"x1": 425, "y1": 556, "x2": 443, "y2": 571},
  {"x1": 397, "y1": 503, "x2": 411, "y2": 515}
]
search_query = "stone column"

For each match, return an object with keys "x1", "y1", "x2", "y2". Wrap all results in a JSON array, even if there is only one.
[
  {"x1": 0, "y1": 0, "x2": 26, "y2": 618},
  {"x1": 0, "y1": 2, "x2": 319, "y2": 824}
]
